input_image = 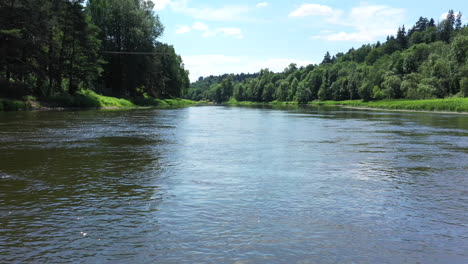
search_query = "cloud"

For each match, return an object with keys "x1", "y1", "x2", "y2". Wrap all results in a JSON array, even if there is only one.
[
  {"x1": 175, "y1": 25, "x2": 191, "y2": 34},
  {"x1": 190, "y1": 22, "x2": 244, "y2": 39},
  {"x1": 289, "y1": 4, "x2": 342, "y2": 23},
  {"x1": 308, "y1": 3, "x2": 405, "y2": 42},
  {"x1": 168, "y1": 1, "x2": 250, "y2": 22},
  {"x1": 153, "y1": 0, "x2": 172, "y2": 11},
  {"x1": 192, "y1": 22, "x2": 209, "y2": 32},
  {"x1": 289, "y1": 4, "x2": 334, "y2": 17},
  {"x1": 183, "y1": 55, "x2": 315, "y2": 81},
  {"x1": 440, "y1": 12, "x2": 449, "y2": 21},
  {"x1": 256, "y1": 2, "x2": 268, "y2": 8}
]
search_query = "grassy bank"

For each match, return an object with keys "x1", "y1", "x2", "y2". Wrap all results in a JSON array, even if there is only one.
[
  {"x1": 225, "y1": 99, "x2": 298, "y2": 106},
  {"x1": 224, "y1": 98, "x2": 468, "y2": 113},
  {"x1": 310, "y1": 98, "x2": 468, "y2": 113},
  {"x1": 0, "y1": 98, "x2": 30, "y2": 111},
  {"x1": 48, "y1": 90, "x2": 135, "y2": 108},
  {"x1": 0, "y1": 90, "x2": 198, "y2": 111},
  {"x1": 132, "y1": 97, "x2": 198, "y2": 107}
]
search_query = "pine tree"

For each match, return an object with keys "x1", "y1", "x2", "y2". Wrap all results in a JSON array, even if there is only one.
[
  {"x1": 440, "y1": 10, "x2": 456, "y2": 42},
  {"x1": 455, "y1": 12, "x2": 462, "y2": 30},
  {"x1": 322, "y1": 52, "x2": 332, "y2": 64},
  {"x1": 396, "y1": 25, "x2": 408, "y2": 49}
]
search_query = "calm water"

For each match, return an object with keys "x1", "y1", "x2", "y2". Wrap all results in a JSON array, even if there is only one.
[{"x1": 1, "y1": 106, "x2": 467, "y2": 263}]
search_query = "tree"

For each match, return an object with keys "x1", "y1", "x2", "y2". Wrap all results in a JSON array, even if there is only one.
[
  {"x1": 358, "y1": 81, "x2": 373, "y2": 101},
  {"x1": 396, "y1": 25, "x2": 408, "y2": 49},
  {"x1": 275, "y1": 81, "x2": 289, "y2": 101},
  {"x1": 261, "y1": 82, "x2": 275, "y2": 102},
  {"x1": 455, "y1": 12, "x2": 463, "y2": 30},
  {"x1": 440, "y1": 10, "x2": 456, "y2": 42},
  {"x1": 0, "y1": 0, "x2": 102, "y2": 98},
  {"x1": 185, "y1": 10, "x2": 468, "y2": 104},
  {"x1": 381, "y1": 74, "x2": 402, "y2": 98},
  {"x1": 288, "y1": 78, "x2": 299, "y2": 101},
  {"x1": 460, "y1": 77, "x2": 468, "y2": 97},
  {"x1": 451, "y1": 34, "x2": 468, "y2": 64},
  {"x1": 296, "y1": 83, "x2": 311, "y2": 103},
  {"x1": 322, "y1": 51, "x2": 332, "y2": 64},
  {"x1": 233, "y1": 83, "x2": 245, "y2": 101},
  {"x1": 87, "y1": 0, "x2": 164, "y2": 97}
]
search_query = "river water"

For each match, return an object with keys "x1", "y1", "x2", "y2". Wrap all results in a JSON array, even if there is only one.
[{"x1": 1, "y1": 106, "x2": 467, "y2": 263}]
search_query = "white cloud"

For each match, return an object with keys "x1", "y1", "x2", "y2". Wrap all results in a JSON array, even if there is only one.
[
  {"x1": 175, "y1": 25, "x2": 191, "y2": 34},
  {"x1": 309, "y1": 4, "x2": 405, "y2": 42},
  {"x1": 256, "y1": 2, "x2": 268, "y2": 8},
  {"x1": 153, "y1": 0, "x2": 172, "y2": 11},
  {"x1": 192, "y1": 22, "x2": 209, "y2": 32},
  {"x1": 289, "y1": 4, "x2": 335, "y2": 17},
  {"x1": 289, "y1": 4, "x2": 343, "y2": 23},
  {"x1": 183, "y1": 55, "x2": 314, "y2": 81},
  {"x1": 191, "y1": 22, "x2": 244, "y2": 39},
  {"x1": 440, "y1": 12, "x2": 449, "y2": 21},
  {"x1": 169, "y1": 1, "x2": 250, "y2": 22}
]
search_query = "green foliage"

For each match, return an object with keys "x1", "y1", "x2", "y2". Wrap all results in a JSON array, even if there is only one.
[
  {"x1": 372, "y1": 86, "x2": 386, "y2": 100},
  {"x1": 460, "y1": 78, "x2": 468, "y2": 97},
  {"x1": 311, "y1": 98, "x2": 468, "y2": 112},
  {"x1": 381, "y1": 74, "x2": 402, "y2": 99},
  {"x1": 186, "y1": 10, "x2": 467, "y2": 104},
  {"x1": 296, "y1": 83, "x2": 311, "y2": 104},
  {"x1": 133, "y1": 97, "x2": 196, "y2": 107},
  {"x1": 0, "y1": 99, "x2": 28, "y2": 111},
  {"x1": 0, "y1": 0, "x2": 188, "y2": 101},
  {"x1": 49, "y1": 90, "x2": 135, "y2": 108},
  {"x1": 358, "y1": 81, "x2": 373, "y2": 102},
  {"x1": 275, "y1": 81, "x2": 289, "y2": 101},
  {"x1": 451, "y1": 34, "x2": 468, "y2": 63}
]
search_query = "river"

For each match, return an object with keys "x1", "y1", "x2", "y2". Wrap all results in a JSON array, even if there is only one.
[{"x1": 1, "y1": 106, "x2": 467, "y2": 263}]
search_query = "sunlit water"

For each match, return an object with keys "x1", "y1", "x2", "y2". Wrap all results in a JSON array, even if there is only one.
[{"x1": 1, "y1": 106, "x2": 467, "y2": 263}]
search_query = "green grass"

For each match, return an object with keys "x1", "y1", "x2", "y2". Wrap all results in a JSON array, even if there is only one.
[
  {"x1": 225, "y1": 99, "x2": 298, "y2": 106},
  {"x1": 0, "y1": 98, "x2": 29, "y2": 111},
  {"x1": 1, "y1": 90, "x2": 199, "y2": 111},
  {"x1": 132, "y1": 97, "x2": 197, "y2": 107},
  {"x1": 49, "y1": 90, "x2": 135, "y2": 108},
  {"x1": 310, "y1": 98, "x2": 468, "y2": 112}
]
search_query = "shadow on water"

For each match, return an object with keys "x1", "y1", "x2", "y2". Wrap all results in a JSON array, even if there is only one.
[{"x1": 0, "y1": 109, "x2": 171, "y2": 262}]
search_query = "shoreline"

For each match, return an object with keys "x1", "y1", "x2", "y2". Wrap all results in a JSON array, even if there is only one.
[
  {"x1": 224, "y1": 99, "x2": 468, "y2": 115},
  {"x1": 309, "y1": 98, "x2": 468, "y2": 115},
  {"x1": 331, "y1": 105, "x2": 468, "y2": 115},
  {"x1": 0, "y1": 93, "x2": 199, "y2": 112},
  {"x1": 4, "y1": 96, "x2": 468, "y2": 115}
]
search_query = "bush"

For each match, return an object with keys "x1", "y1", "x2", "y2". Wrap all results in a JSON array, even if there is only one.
[
  {"x1": 372, "y1": 86, "x2": 386, "y2": 100},
  {"x1": 0, "y1": 99, "x2": 28, "y2": 111},
  {"x1": 48, "y1": 90, "x2": 135, "y2": 108},
  {"x1": 358, "y1": 81, "x2": 373, "y2": 101}
]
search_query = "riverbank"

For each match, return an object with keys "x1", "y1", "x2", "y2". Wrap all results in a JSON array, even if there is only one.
[
  {"x1": 225, "y1": 99, "x2": 298, "y2": 106},
  {"x1": 310, "y1": 98, "x2": 468, "y2": 113},
  {"x1": 223, "y1": 98, "x2": 468, "y2": 114},
  {"x1": 0, "y1": 90, "x2": 198, "y2": 111}
]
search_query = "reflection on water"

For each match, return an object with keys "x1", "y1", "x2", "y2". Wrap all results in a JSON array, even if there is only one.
[{"x1": 1, "y1": 106, "x2": 467, "y2": 263}]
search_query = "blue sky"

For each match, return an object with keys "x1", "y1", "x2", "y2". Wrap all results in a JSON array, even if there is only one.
[{"x1": 153, "y1": 0, "x2": 467, "y2": 81}]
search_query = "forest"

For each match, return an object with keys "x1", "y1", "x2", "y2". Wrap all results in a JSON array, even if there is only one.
[
  {"x1": 0, "y1": 0, "x2": 189, "y2": 103},
  {"x1": 186, "y1": 11, "x2": 468, "y2": 104}
]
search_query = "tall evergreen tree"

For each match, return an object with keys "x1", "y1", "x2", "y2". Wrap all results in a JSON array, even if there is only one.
[
  {"x1": 322, "y1": 52, "x2": 332, "y2": 64},
  {"x1": 396, "y1": 25, "x2": 408, "y2": 49},
  {"x1": 455, "y1": 12, "x2": 463, "y2": 30}
]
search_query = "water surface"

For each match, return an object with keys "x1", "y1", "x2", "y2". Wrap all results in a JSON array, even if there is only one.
[{"x1": 1, "y1": 106, "x2": 467, "y2": 263}]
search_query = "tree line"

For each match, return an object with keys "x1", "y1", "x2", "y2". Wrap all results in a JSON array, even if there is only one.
[
  {"x1": 186, "y1": 11, "x2": 468, "y2": 103},
  {"x1": 0, "y1": 0, "x2": 189, "y2": 99}
]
